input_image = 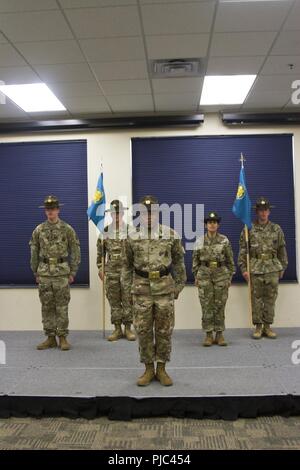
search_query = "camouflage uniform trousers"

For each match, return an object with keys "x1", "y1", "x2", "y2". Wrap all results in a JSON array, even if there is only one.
[
  {"x1": 197, "y1": 278, "x2": 229, "y2": 332},
  {"x1": 38, "y1": 276, "x2": 70, "y2": 337},
  {"x1": 105, "y1": 273, "x2": 133, "y2": 325},
  {"x1": 132, "y1": 293, "x2": 175, "y2": 364},
  {"x1": 251, "y1": 272, "x2": 279, "y2": 325}
]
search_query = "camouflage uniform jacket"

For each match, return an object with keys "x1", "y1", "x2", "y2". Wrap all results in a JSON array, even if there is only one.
[
  {"x1": 192, "y1": 233, "x2": 235, "y2": 282},
  {"x1": 238, "y1": 220, "x2": 288, "y2": 275},
  {"x1": 122, "y1": 224, "x2": 187, "y2": 296},
  {"x1": 97, "y1": 223, "x2": 129, "y2": 274},
  {"x1": 30, "y1": 219, "x2": 81, "y2": 277}
]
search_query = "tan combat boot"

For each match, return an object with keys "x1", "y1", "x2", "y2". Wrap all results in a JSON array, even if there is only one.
[
  {"x1": 252, "y1": 324, "x2": 263, "y2": 339},
  {"x1": 156, "y1": 362, "x2": 173, "y2": 386},
  {"x1": 263, "y1": 324, "x2": 277, "y2": 339},
  {"x1": 124, "y1": 323, "x2": 136, "y2": 341},
  {"x1": 107, "y1": 323, "x2": 123, "y2": 342},
  {"x1": 36, "y1": 336, "x2": 57, "y2": 350},
  {"x1": 59, "y1": 336, "x2": 71, "y2": 351},
  {"x1": 203, "y1": 332, "x2": 214, "y2": 347},
  {"x1": 137, "y1": 363, "x2": 155, "y2": 386},
  {"x1": 215, "y1": 331, "x2": 227, "y2": 346}
]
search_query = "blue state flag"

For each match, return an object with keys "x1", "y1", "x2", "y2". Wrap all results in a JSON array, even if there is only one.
[
  {"x1": 232, "y1": 167, "x2": 252, "y2": 229},
  {"x1": 87, "y1": 172, "x2": 106, "y2": 232}
]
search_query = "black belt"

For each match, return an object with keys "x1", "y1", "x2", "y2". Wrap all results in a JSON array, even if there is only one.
[
  {"x1": 40, "y1": 257, "x2": 68, "y2": 264},
  {"x1": 200, "y1": 261, "x2": 226, "y2": 268},
  {"x1": 135, "y1": 267, "x2": 171, "y2": 280}
]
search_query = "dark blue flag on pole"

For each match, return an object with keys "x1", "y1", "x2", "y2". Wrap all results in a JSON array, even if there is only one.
[
  {"x1": 232, "y1": 164, "x2": 252, "y2": 229},
  {"x1": 87, "y1": 172, "x2": 106, "y2": 232}
]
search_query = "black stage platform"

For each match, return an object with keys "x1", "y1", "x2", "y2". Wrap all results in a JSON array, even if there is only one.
[{"x1": 1, "y1": 329, "x2": 300, "y2": 420}]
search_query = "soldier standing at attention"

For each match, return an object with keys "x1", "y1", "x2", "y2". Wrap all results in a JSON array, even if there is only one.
[
  {"x1": 192, "y1": 212, "x2": 235, "y2": 347},
  {"x1": 238, "y1": 197, "x2": 288, "y2": 339},
  {"x1": 97, "y1": 200, "x2": 135, "y2": 342},
  {"x1": 30, "y1": 196, "x2": 81, "y2": 351},
  {"x1": 122, "y1": 196, "x2": 186, "y2": 387}
]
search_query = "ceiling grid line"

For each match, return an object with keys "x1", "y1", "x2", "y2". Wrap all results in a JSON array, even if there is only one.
[
  {"x1": 0, "y1": 0, "x2": 300, "y2": 119},
  {"x1": 55, "y1": 0, "x2": 114, "y2": 114},
  {"x1": 241, "y1": 0, "x2": 297, "y2": 111}
]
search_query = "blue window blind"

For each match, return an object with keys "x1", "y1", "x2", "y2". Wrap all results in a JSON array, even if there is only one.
[
  {"x1": 132, "y1": 134, "x2": 296, "y2": 283},
  {"x1": 0, "y1": 140, "x2": 89, "y2": 286}
]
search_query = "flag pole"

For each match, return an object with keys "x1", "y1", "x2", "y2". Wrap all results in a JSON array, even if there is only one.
[
  {"x1": 244, "y1": 224, "x2": 253, "y2": 326},
  {"x1": 100, "y1": 160, "x2": 106, "y2": 339},
  {"x1": 240, "y1": 153, "x2": 253, "y2": 326},
  {"x1": 102, "y1": 237, "x2": 106, "y2": 339},
  {"x1": 88, "y1": 161, "x2": 106, "y2": 338}
]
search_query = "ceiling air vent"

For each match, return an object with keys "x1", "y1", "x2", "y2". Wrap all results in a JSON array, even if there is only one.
[{"x1": 150, "y1": 58, "x2": 203, "y2": 78}]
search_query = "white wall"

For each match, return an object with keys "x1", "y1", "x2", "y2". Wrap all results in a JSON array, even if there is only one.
[{"x1": 0, "y1": 113, "x2": 299, "y2": 331}]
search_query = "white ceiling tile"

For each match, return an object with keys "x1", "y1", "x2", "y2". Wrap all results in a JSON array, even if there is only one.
[
  {"x1": 70, "y1": 111, "x2": 113, "y2": 117},
  {"x1": 0, "y1": 66, "x2": 41, "y2": 84},
  {"x1": 91, "y1": 60, "x2": 148, "y2": 80},
  {"x1": 0, "y1": 0, "x2": 57, "y2": 12},
  {"x1": 101, "y1": 79, "x2": 151, "y2": 94},
  {"x1": 0, "y1": 43, "x2": 27, "y2": 66},
  {"x1": 27, "y1": 110, "x2": 71, "y2": 118},
  {"x1": 61, "y1": 95, "x2": 111, "y2": 112},
  {"x1": 199, "y1": 104, "x2": 240, "y2": 113},
  {"x1": 244, "y1": 91, "x2": 291, "y2": 109},
  {"x1": 252, "y1": 74, "x2": 298, "y2": 93},
  {"x1": 34, "y1": 63, "x2": 96, "y2": 83},
  {"x1": 80, "y1": 37, "x2": 145, "y2": 62},
  {"x1": 283, "y1": 1, "x2": 300, "y2": 31},
  {"x1": 0, "y1": 32, "x2": 7, "y2": 43},
  {"x1": 154, "y1": 92, "x2": 199, "y2": 112},
  {"x1": 107, "y1": 94, "x2": 154, "y2": 112},
  {"x1": 210, "y1": 32, "x2": 277, "y2": 57},
  {"x1": 47, "y1": 81, "x2": 103, "y2": 98},
  {"x1": 61, "y1": 0, "x2": 137, "y2": 7},
  {"x1": 146, "y1": 34, "x2": 209, "y2": 60},
  {"x1": 271, "y1": 31, "x2": 300, "y2": 55},
  {"x1": 261, "y1": 55, "x2": 300, "y2": 75},
  {"x1": 207, "y1": 56, "x2": 264, "y2": 75},
  {"x1": 0, "y1": 11, "x2": 73, "y2": 42},
  {"x1": 152, "y1": 77, "x2": 203, "y2": 94},
  {"x1": 215, "y1": 1, "x2": 291, "y2": 33},
  {"x1": 65, "y1": 6, "x2": 141, "y2": 38},
  {"x1": 15, "y1": 40, "x2": 85, "y2": 65},
  {"x1": 0, "y1": 116, "x2": 31, "y2": 122},
  {"x1": 141, "y1": 2, "x2": 215, "y2": 35},
  {"x1": 283, "y1": 100, "x2": 300, "y2": 111},
  {"x1": 242, "y1": 105, "x2": 283, "y2": 112},
  {"x1": 140, "y1": 0, "x2": 214, "y2": 3},
  {"x1": 0, "y1": 100, "x2": 29, "y2": 118}
]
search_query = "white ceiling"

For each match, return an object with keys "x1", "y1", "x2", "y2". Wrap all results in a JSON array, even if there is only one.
[{"x1": 0, "y1": 0, "x2": 299, "y2": 120}]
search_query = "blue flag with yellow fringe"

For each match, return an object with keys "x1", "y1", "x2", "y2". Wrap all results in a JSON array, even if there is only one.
[
  {"x1": 87, "y1": 172, "x2": 106, "y2": 232},
  {"x1": 232, "y1": 167, "x2": 252, "y2": 229}
]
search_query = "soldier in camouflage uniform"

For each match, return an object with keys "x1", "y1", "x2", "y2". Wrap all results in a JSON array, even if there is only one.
[
  {"x1": 238, "y1": 197, "x2": 288, "y2": 339},
  {"x1": 30, "y1": 196, "x2": 81, "y2": 351},
  {"x1": 122, "y1": 196, "x2": 186, "y2": 386},
  {"x1": 97, "y1": 200, "x2": 135, "y2": 342},
  {"x1": 192, "y1": 212, "x2": 235, "y2": 347}
]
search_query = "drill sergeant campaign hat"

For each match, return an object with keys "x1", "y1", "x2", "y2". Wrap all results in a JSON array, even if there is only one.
[
  {"x1": 39, "y1": 195, "x2": 63, "y2": 209},
  {"x1": 253, "y1": 197, "x2": 274, "y2": 210},
  {"x1": 139, "y1": 195, "x2": 159, "y2": 212},
  {"x1": 204, "y1": 211, "x2": 221, "y2": 223},
  {"x1": 105, "y1": 199, "x2": 128, "y2": 213}
]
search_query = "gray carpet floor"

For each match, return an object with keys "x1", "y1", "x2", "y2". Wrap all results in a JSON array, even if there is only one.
[
  {"x1": 0, "y1": 329, "x2": 299, "y2": 398},
  {"x1": 0, "y1": 415, "x2": 300, "y2": 450}
]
